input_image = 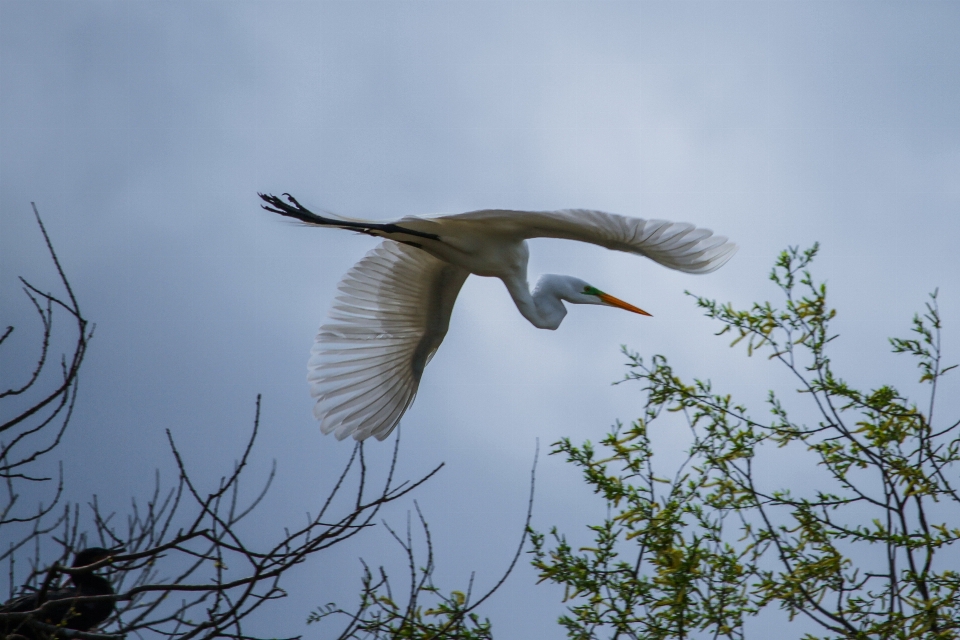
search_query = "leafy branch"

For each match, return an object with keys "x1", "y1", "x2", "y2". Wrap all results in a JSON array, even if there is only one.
[{"x1": 533, "y1": 245, "x2": 959, "y2": 639}]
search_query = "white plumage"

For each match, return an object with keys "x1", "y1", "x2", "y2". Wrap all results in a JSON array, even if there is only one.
[
  {"x1": 309, "y1": 242, "x2": 467, "y2": 441},
  {"x1": 262, "y1": 195, "x2": 737, "y2": 441},
  {"x1": 391, "y1": 209, "x2": 735, "y2": 275}
]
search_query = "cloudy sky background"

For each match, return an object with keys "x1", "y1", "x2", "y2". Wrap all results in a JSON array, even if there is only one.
[{"x1": 2, "y1": 1, "x2": 959, "y2": 637}]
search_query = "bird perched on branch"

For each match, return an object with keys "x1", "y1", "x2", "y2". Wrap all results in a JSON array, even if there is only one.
[
  {"x1": 0, "y1": 547, "x2": 119, "y2": 639},
  {"x1": 262, "y1": 193, "x2": 737, "y2": 442}
]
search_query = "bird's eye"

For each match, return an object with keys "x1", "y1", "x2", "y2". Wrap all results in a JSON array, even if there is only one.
[{"x1": 583, "y1": 285, "x2": 603, "y2": 296}]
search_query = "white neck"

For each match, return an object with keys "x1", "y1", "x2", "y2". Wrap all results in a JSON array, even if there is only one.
[{"x1": 502, "y1": 274, "x2": 594, "y2": 330}]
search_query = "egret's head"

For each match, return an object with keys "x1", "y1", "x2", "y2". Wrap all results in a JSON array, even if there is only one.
[
  {"x1": 579, "y1": 283, "x2": 651, "y2": 316},
  {"x1": 530, "y1": 275, "x2": 652, "y2": 330}
]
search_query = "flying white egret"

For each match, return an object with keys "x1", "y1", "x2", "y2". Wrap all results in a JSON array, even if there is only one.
[{"x1": 261, "y1": 193, "x2": 737, "y2": 441}]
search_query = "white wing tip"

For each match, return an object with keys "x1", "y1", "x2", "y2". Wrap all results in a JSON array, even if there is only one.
[
  {"x1": 313, "y1": 397, "x2": 403, "y2": 441},
  {"x1": 696, "y1": 240, "x2": 738, "y2": 273}
]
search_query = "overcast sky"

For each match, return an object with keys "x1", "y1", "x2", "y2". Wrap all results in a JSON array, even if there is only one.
[{"x1": 2, "y1": 1, "x2": 959, "y2": 638}]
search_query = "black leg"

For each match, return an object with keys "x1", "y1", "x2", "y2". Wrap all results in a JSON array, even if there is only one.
[{"x1": 259, "y1": 193, "x2": 440, "y2": 241}]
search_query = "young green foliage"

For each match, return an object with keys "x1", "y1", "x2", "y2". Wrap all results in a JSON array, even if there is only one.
[
  {"x1": 532, "y1": 246, "x2": 959, "y2": 639},
  {"x1": 309, "y1": 503, "x2": 494, "y2": 640}
]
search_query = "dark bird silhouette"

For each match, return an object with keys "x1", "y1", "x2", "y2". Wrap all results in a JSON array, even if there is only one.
[{"x1": 0, "y1": 547, "x2": 119, "y2": 639}]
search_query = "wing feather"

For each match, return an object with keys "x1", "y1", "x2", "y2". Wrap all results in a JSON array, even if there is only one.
[
  {"x1": 516, "y1": 210, "x2": 737, "y2": 273},
  {"x1": 399, "y1": 209, "x2": 737, "y2": 274},
  {"x1": 309, "y1": 240, "x2": 469, "y2": 441}
]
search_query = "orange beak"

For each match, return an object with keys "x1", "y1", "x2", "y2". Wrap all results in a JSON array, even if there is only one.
[{"x1": 598, "y1": 292, "x2": 652, "y2": 317}]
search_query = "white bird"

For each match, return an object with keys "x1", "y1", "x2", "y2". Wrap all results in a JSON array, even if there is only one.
[{"x1": 262, "y1": 193, "x2": 737, "y2": 441}]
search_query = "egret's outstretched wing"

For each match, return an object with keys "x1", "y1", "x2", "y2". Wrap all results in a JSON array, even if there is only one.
[
  {"x1": 260, "y1": 195, "x2": 736, "y2": 275},
  {"x1": 310, "y1": 241, "x2": 469, "y2": 441},
  {"x1": 404, "y1": 209, "x2": 737, "y2": 274}
]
